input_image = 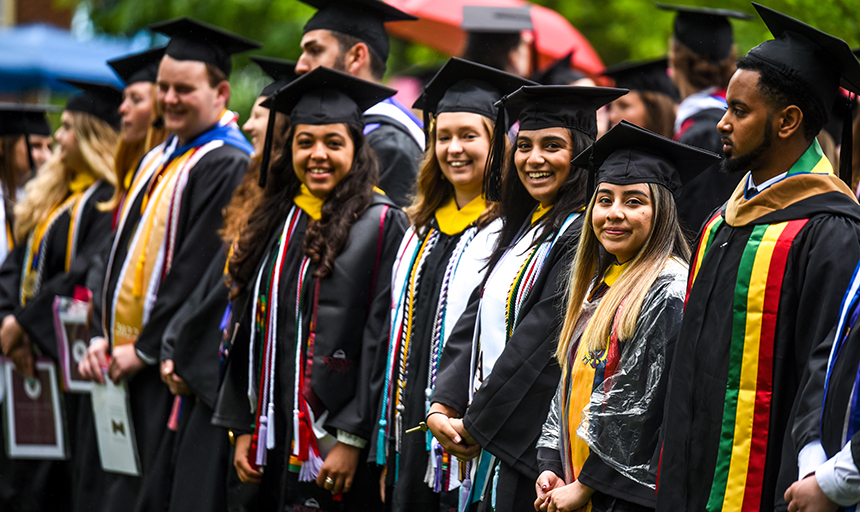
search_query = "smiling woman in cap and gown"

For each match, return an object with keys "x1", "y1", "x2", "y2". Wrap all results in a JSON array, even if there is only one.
[
  {"x1": 213, "y1": 66, "x2": 407, "y2": 511},
  {"x1": 372, "y1": 57, "x2": 534, "y2": 512},
  {"x1": 656, "y1": 4, "x2": 860, "y2": 511},
  {"x1": 535, "y1": 121, "x2": 719, "y2": 512}
]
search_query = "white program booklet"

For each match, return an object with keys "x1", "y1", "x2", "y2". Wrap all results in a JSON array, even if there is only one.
[{"x1": 90, "y1": 374, "x2": 140, "y2": 476}]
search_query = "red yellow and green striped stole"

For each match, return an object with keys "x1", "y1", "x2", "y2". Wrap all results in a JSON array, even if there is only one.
[{"x1": 700, "y1": 218, "x2": 807, "y2": 512}]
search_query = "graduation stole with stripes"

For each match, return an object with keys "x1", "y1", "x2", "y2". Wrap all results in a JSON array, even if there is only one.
[
  {"x1": 20, "y1": 174, "x2": 100, "y2": 305},
  {"x1": 687, "y1": 145, "x2": 837, "y2": 512}
]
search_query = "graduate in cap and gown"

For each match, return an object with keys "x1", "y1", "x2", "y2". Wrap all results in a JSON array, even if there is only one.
[
  {"x1": 0, "y1": 79, "x2": 120, "y2": 512},
  {"x1": 461, "y1": 5, "x2": 535, "y2": 79},
  {"x1": 603, "y1": 59, "x2": 679, "y2": 138},
  {"x1": 657, "y1": 3, "x2": 754, "y2": 234},
  {"x1": 426, "y1": 83, "x2": 626, "y2": 512},
  {"x1": 213, "y1": 66, "x2": 407, "y2": 511},
  {"x1": 77, "y1": 17, "x2": 256, "y2": 512},
  {"x1": 372, "y1": 58, "x2": 533, "y2": 512},
  {"x1": 0, "y1": 103, "x2": 55, "y2": 261},
  {"x1": 656, "y1": 4, "x2": 860, "y2": 511},
  {"x1": 534, "y1": 121, "x2": 719, "y2": 512},
  {"x1": 155, "y1": 55, "x2": 299, "y2": 512},
  {"x1": 294, "y1": 0, "x2": 424, "y2": 208}
]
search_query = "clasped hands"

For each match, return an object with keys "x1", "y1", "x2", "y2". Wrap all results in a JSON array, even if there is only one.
[{"x1": 424, "y1": 403, "x2": 481, "y2": 460}]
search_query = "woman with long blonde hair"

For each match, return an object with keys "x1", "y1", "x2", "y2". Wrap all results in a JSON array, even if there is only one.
[
  {"x1": 373, "y1": 58, "x2": 532, "y2": 511},
  {"x1": 0, "y1": 79, "x2": 120, "y2": 512},
  {"x1": 534, "y1": 122, "x2": 718, "y2": 512}
]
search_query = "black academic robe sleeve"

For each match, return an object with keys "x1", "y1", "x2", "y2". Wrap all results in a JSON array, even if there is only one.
[
  {"x1": 462, "y1": 227, "x2": 580, "y2": 479},
  {"x1": 365, "y1": 124, "x2": 421, "y2": 208},
  {"x1": 15, "y1": 182, "x2": 114, "y2": 359},
  {"x1": 211, "y1": 290, "x2": 255, "y2": 435},
  {"x1": 430, "y1": 285, "x2": 481, "y2": 415},
  {"x1": 163, "y1": 250, "x2": 229, "y2": 409},
  {"x1": 133, "y1": 147, "x2": 246, "y2": 361},
  {"x1": 323, "y1": 203, "x2": 407, "y2": 440},
  {"x1": 0, "y1": 244, "x2": 24, "y2": 317}
]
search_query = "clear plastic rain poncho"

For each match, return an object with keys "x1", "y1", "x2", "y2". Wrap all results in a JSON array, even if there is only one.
[{"x1": 538, "y1": 259, "x2": 686, "y2": 489}]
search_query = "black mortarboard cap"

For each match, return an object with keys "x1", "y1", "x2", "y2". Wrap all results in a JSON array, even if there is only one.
[
  {"x1": 257, "y1": 66, "x2": 395, "y2": 187},
  {"x1": 413, "y1": 57, "x2": 536, "y2": 120},
  {"x1": 301, "y1": 0, "x2": 416, "y2": 63},
  {"x1": 603, "y1": 58, "x2": 680, "y2": 101},
  {"x1": 0, "y1": 103, "x2": 58, "y2": 137},
  {"x1": 250, "y1": 56, "x2": 299, "y2": 97},
  {"x1": 461, "y1": 5, "x2": 533, "y2": 33},
  {"x1": 149, "y1": 17, "x2": 261, "y2": 77},
  {"x1": 108, "y1": 46, "x2": 166, "y2": 85},
  {"x1": 531, "y1": 52, "x2": 587, "y2": 86},
  {"x1": 747, "y1": 3, "x2": 860, "y2": 184},
  {"x1": 60, "y1": 79, "x2": 123, "y2": 130},
  {"x1": 571, "y1": 120, "x2": 721, "y2": 195},
  {"x1": 483, "y1": 84, "x2": 627, "y2": 201},
  {"x1": 657, "y1": 3, "x2": 752, "y2": 62}
]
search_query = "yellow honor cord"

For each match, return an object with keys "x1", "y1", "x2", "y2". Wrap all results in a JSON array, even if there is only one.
[{"x1": 434, "y1": 195, "x2": 485, "y2": 235}]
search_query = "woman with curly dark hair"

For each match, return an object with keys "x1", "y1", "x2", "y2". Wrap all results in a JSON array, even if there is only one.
[
  {"x1": 213, "y1": 67, "x2": 407, "y2": 512},
  {"x1": 425, "y1": 83, "x2": 626, "y2": 512}
]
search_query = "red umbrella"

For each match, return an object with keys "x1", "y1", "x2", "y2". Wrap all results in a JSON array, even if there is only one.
[{"x1": 385, "y1": 0, "x2": 604, "y2": 75}]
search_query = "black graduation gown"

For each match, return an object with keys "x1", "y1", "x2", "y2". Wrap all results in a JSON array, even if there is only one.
[
  {"x1": 674, "y1": 108, "x2": 740, "y2": 236},
  {"x1": 657, "y1": 189, "x2": 860, "y2": 512},
  {"x1": 214, "y1": 194, "x2": 407, "y2": 512},
  {"x1": 81, "y1": 143, "x2": 247, "y2": 512},
  {"x1": 365, "y1": 121, "x2": 422, "y2": 208},
  {"x1": 375, "y1": 226, "x2": 468, "y2": 512},
  {"x1": 0, "y1": 180, "x2": 113, "y2": 512},
  {"x1": 159, "y1": 249, "x2": 235, "y2": 512},
  {"x1": 432, "y1": 216, "x2": 583, "y2": 512}
]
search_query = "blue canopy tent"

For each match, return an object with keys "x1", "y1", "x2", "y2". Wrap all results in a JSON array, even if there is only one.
[{"x1": 0, "y1": 23, "x2": 148, "y2": 94}]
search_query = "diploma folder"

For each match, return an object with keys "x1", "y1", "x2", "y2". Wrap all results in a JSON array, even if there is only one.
[
  {"x1": 90, "y1": 374, "x2": 141, "y2": 476},
  {"x1": 53, "y1": 292, "x2": 93, "y2": 393},
  {"x1": 2, "y1": 357, "x2": 68, "y2": 459}
]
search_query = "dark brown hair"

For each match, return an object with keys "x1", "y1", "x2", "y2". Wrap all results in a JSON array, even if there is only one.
[
  {"x1": 638, "y1": 91, "x2": 677, "y2": 139},
  {"x1": 670, "y1": 37, "x2": 737, "y2": 91},
  {"x1": 0, "y1": 135, "x2": 24, "y2": 203}
]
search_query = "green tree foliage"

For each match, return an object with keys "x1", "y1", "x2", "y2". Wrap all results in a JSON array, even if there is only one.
[{"x1": 59, "y1": 0, "x2": 860, "y2": 121}]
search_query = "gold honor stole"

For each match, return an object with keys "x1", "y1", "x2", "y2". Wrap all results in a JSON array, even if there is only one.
[
  {"x1": 690, "y1": 215, "x2": 809, "y2": 512},
  {"x1": 112, "y1": 145, "x2": 200, "y2": 347}
]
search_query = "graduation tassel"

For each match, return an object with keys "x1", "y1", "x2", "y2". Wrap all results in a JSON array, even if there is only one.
[
  {"x1": 255, "y1": 416, "x2": 268, "y2": 467},
  {"x1": 258, "y1": 93, "x2": 278, "y2": 188},
  {"x1": 839, "y1": 93, "x2": 854, "y2": 187},
  {"x1": 376, "y1": 419, "x2": 387, "y2": 466},
  {"x1": 265, "y1": 403, "x2": 275, "y2": 450},
  {"x1": 483, "y1": 94, "x2": 510, "y2": 202},
  {"x1": 434, "y1": 443, "x2": 444, "y2": 493}
]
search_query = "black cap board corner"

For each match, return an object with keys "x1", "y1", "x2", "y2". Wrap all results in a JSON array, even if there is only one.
[
  {"x1": 0, "y1": 103, "x2": 59, "y2": 138},
  {"x1": 250, "y1": 56, "x2": 299, "y2": 97},
  {"x1": 108, "y1": 46, "x2": 166, "y2": 85},
  {"x1": 747, "y1": 2, "x2": 860, "y2": 184},
  {"x1": 413, "y1": 57, "x2": 537, "y2": 120},
  {"x1": 461, "y1": 5, "x2": 533, "y2": 33},
  {"x1": 149, "y1": 17, "x2": 261, "y2": 77},
  {"x1": 603, "y1": 58, "x2": 680, "y2": 101},
  {"x1": 300, "y1": 0, "x2": 416, "y2": 63},
  {"x1": 531, "y1": 51, "x2": 588, "y2": 86},
  {"x1": 257, "y1": 66, "x2": 395, "y2": 188},
  {"x1": 482, "y1": 84, "x2": 628, "y2": 201},
  {"x1": 571, "y1": 119, "x2": 721, "y2": 195},
  {"x1": 657, "y1": 3, "x2": 752, "y2": 62},
  {"x1": 60, "y1": 78, "x2": 123, "y2": 130}
]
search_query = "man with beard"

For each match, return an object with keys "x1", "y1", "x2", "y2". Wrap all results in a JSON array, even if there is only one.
[
  {"x1": 656, "y1": 4, "x2": 860, "y2": 512},
  {"x1": 294, "y1": 0, "x2": 423, "y2": 206}
]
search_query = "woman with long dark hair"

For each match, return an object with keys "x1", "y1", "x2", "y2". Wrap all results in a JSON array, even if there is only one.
[
  {"x1": 0, "y1": 80, "x2": 120, "y2": 512},
  {"x1": 373, "y1": 58, "x2": 532, "y2": 511},
  {"x1": 213, "y1": 67, "x2": 407, "y2": 511},
  {"x1": 534, "y1": 121, "x2": 718, "y2": 512},
  {"x1": 425, "y1": 84, "x2": 626, "y2": 512}
]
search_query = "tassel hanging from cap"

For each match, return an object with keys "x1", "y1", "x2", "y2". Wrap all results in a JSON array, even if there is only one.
[
  {"x1": 482, "y1": 95, "x2": 509, "y2": 202},
  {"x1": 839, "y1": 93, "x2": 854, "y2": 186},
  {"x1": 258, "y1": 99, "x2": 279, "y2": 188}
]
